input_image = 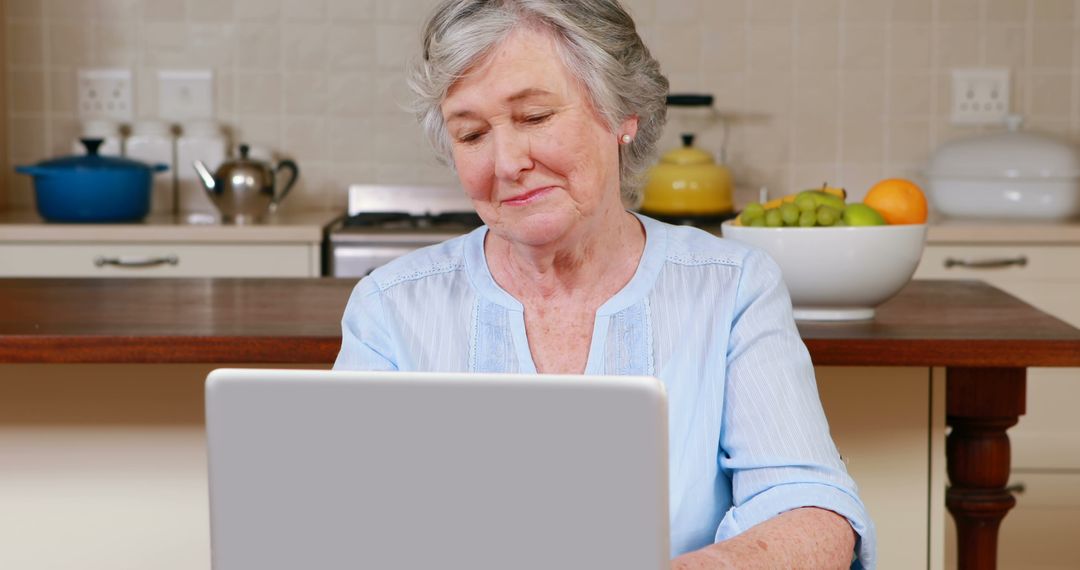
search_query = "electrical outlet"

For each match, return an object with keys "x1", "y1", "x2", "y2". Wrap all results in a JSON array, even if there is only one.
[
  {"x1": 951, "y1": 68, "x2": 1010, "y2": 125},
  {"x1": 158, "y1": 69, "x2": 214, "y2": 122},
  {"x1": 77, "y1": 68, "x2": 134, "y2": 121}
]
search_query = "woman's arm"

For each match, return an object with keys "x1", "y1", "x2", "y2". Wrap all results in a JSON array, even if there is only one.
[{"x1": 671, "y1": 507, "x2": 855, "y2": 569}]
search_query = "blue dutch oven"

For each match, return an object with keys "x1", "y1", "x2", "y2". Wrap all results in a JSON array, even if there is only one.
[{"x1": 15, "y1": 138, "x2": 169, "y2": 222}]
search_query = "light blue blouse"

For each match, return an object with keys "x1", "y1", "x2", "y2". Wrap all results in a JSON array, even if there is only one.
[{"x1": 334, "y1": 213, "x2": 876, "y2": 568}]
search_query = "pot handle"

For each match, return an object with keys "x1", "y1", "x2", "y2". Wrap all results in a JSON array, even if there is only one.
[
  {"x1": 151, "y1": 163, "x2": 170, "y2": 173},
  {"x1": 271, "y1": 159, "x2": 299, "y2": 211},
  {"x1": 15, "y1": 165, "x2": 52, "y2": 177}
]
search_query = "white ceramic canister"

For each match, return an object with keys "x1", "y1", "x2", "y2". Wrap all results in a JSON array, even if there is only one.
[
  {"x1": 125, "y1": 119, "x2": 176, "y2": 214},
  {"x1": 72, "y1": 119, "x2": 123, "y2": 156},
  {"x1": 926, "y1": 116, "x2": 1080, "y2": 220},
  {"x1": 176, "y1": 120, "x2": 228, "y2": 215}
]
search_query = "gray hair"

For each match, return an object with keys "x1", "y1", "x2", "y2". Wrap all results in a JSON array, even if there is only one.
[{"x1": 407, "y1": 0, "x2": 669, "y2": 207}]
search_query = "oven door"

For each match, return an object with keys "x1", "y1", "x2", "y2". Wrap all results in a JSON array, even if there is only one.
[{"x1": 330, "y1": 243, "x2": 434, "y2": 277}]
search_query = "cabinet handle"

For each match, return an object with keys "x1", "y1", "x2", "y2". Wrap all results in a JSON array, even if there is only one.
[
  {"x1": 94, "y1": 255, "x2": 179, "y2": 268},
  {"x1": 944, "y1": 256, "x2": 1028, "y2": 269},
  {"x1": 1005, "y1": 482, "x2": 1026, "y2": 495}
]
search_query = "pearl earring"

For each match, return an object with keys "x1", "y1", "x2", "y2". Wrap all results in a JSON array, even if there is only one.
[{"x1": 620, "y1": 134, "x2": 633, "y2": 144}]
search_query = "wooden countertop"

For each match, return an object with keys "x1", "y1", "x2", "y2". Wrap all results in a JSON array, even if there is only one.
[{"x1": 1, "y1": 278, "x2": 1078, "y2": 367}]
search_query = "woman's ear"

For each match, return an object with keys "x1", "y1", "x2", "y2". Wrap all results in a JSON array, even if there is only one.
[{"x1": 619, "y1": 115, "x2": 639, "y2": 142}]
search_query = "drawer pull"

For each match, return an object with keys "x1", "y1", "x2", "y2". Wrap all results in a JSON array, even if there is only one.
[
  {"x1": 944, "y1": 256, "x2": 1028, "y2": 269},
  {"x1": 1005, "y1": 482, "x2": 1026, "y2": 495},
  {"x1": 94, "y1": 255, "x2": 179, "y2": 268}
]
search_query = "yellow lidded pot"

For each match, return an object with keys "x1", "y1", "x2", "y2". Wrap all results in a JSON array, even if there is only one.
[{"x1": 640, "y1": 133, "x2": 733, "y2": 216}]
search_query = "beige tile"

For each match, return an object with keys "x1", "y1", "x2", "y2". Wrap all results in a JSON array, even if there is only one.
[
  {"x1": 142, "y1": 0, "x2": 186, "y2": 22},
  {"x1": 7, "y1": 173, "x2": 36, "y2": 209},
  {"x1": 328, "y1": 23, "x2": 376, "y2": 71},
  {"x1": 733, "y1": 117, "x2": 791, "y2": 168},
  {"x1": 134, "y1": 65, "x2": 157, "y2": 119},
  {"x1": 840, "y1": 71, "x2": 887, "y2": 115},
  {"x1": 843, "y1": 0, "x2": 889, "y2": 22},
  {"x1": 1032, "y1": 25, "x2": 1074, "y2": 68},
  {"x1": 887, "y1": 118, "x2": 932, "y2": 163},
  {"x1": 743, "y1": 72, "x2": 793, "y2": 115},
  {"x1": 234, "y1": 72, "x2": 282, "y2": 115},
  {"x1": 1033, "y1": 0, "x2": 1074, "y2": 21},
  {"x1": 187, "y1": 23, "x2": 236, "y2": 68},
  {"x1": 795, "y1": 0, "x2": 841, "y2": 22},
  {"x1": 189, "y1": 0, "x2": 234, "y2": 22},
  {"x1": 702, "y1": 26, "x2": 746, "y2": 74},
  {"x1": 49, "y1": 116, "x2": 79, "y2": 156},
  {"x1": 283, "y1": 72, "x2": 328, "y2": 115},
  {"x1": 654, "y1": 0, "x2": 702, "y2": 24},
  {"x1": 667, "y1": 72, "x2": 704, "y2": 93},
  {"x1": 327, "y1": 72, "x2": 375, "y2": 117},
  {"x1": 235, "y1": 23, "x2": 282, "y2": 71},
  {"x1": 790, "y1": 163, "x2": 841, "y2": 191},
  {"x1": 371, "y1": 114, "x2": 429, "y2": 162},
  {"x1": 8, "y1": 22, "x2": 45, "y2": 66},
  {"x1": 984, "y1": 24, "x2": 1028, "y2": 68},
  {"x1": 376, "y1": 161, "x2": 458, "y2": 186},
  {"x1": 748, "y1": 24, "x2": 793, "y2": 72},
  {"x1": 234, "y1": 116, "x2": 282, "y2": 149},
  {"x1": 796, "y1": 24, "x2": 839, "y2": 70},
  {"x1": 9, "y1": 69, "x2": 45, "y2": 113},
  {"x1": 621, "y1": 0, "x2": 656, "y2": 22},
  {"x1": 889, "y1": 72, "x2": 934, "y2": 116},
  {"x1": 841, "y1": 24, "x2": 887, "y2": 70},
  {"x1": 9, "y1": 116, "x2": 49, "y2": 163},
  {"x1": 6, "y1": 0, "x2": 43, "y2": 19},
  {"x1": 328, "y1": 117, "x2": 375, "y2": 162},
  {"x1": 44, "y1": 0, "x2": 95, "y2": 20},
  {"x1": 214, "y1": 71, "x2": 235, "y2": 118},
  {"x1": 986, "y1": 0, "x2": 1030, "y2": 22},
  {"x1": 96, "y1": 24, "x2": 138, "y2": 67},
  {"x1": 282, "y1": 117, "x2": 328, "y2": 162},
  {"x1": 50, "y1": 69, "x2": 76, "y2": 113},
  {"x1": 937, "y1": 0, "x2": 980, "y2": 22},
  {"x1": 702, "y1": 0, "x2": 747, "y2": 23},
  {"x1": 889, "y1": 24, "x2": 932, "y2": 70},
  {"x1": 329, "y1": 163, "x2": 378, "y2": 190},
  {"x1": 47, "y1": 22, "x2": 92, "y2": 66},
  {"x1": 282, "y1": 0, "x2": 326, "y2": 22},
  {"x1": 837, "y1": 163, "x2": 886, "y2": 200},
  {"x1": 794, "y1": 72, "x2": 839, "y2": 116},
  {"x1": 89, "y1": 0, "x2": 140, "y2": 22},
  {"x1": 377, "y1": 23, "x2": 418, "y2": 71},
  {"x1": 140, "y1": 22, "x2": 187, "y2": 67},
  {"x1": 374, "y1": 70, "x2": 413, "y2": 115},
  {"x1": 655, "y1": 25, "x2": 704, "y2": 75},
  {"x1": 891, "y1": 0, "x2": 932, "y2": 22},
  {"x1": 749, "y1": 0, "x2": 794, "y2": 23},
  {"x1": 1029, "y1": 73, "x2": 1074, "y2": 115},
  {"x1": 283, "y1": 24, "x2": 329, "y2": 70},
  {"x1": 842, "y1": 114, "x2": 885, "y2": 162},
  {"x1": 234, "y1": 0, "x2": 279, "y2": 21},
  {"x1": 793, "y1": 115, "x2": 839, "y2": 161},
  {"x1": 702, "y1": 72, "x2": 746, "y2": 111},
  {"x1": 327, "y1": 0, "x2": 375, "y2": 20},
  {"x1": 935, "y1": 24, "x2": 981, "y2": 67}
]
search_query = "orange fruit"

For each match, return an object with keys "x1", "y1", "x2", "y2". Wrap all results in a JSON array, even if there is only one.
[{"x1": 863, "y1": 178, "x2": 928, "y2": 225}]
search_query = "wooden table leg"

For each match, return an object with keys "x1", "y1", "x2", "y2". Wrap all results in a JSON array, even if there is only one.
[{"x1": 945, "y1": 367, "x2": 1026, "y2": 570}]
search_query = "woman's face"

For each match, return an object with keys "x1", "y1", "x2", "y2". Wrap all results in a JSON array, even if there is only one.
[{"x1": 441, "y1": 27, "x2": 637, "y2": 248}]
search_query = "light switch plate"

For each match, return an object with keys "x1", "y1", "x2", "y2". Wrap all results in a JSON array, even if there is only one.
[
  {"x1": 158, "y1": 69, "x2": 214, "y2": 122},
  {"x1": 77, "y1": 68, "x2": 134, "y2": 121},
  {"x1": 950, "y1": 68, "x2": 1010, "y2": 125}
]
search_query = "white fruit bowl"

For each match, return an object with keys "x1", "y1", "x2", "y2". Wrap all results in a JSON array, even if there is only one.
[{"x1": 721, "y1": 221, "x2": 928, "y2": 321}]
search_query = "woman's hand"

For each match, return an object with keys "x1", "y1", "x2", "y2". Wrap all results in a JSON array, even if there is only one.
[{"x1": 670, "y1": 507, "x2": 855, "y2": 569}]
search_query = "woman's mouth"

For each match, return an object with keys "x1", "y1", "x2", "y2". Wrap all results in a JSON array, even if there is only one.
[{"x1": 502, "y1": 186, "x2": 553, "y2": 206}]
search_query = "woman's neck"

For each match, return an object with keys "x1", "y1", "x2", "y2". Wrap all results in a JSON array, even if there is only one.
[{"x1": 487, "y1": 208, "x2": 645, "y2": 304}]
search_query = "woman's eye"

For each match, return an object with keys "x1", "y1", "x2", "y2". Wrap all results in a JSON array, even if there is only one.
[
  {"x1": 523, "y1": 112, "x2": 553, "y2": 125},
  {"x1": 457, "y1": 131, "x2": 485, "y2": 144}
]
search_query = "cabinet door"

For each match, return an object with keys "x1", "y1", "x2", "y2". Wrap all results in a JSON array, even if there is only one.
[{"x1": 0, "y1": 243, "x2": 319, "y2": 277}]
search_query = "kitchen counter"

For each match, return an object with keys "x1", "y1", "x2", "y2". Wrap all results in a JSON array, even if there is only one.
[
  {"x1": 0, "y1": 209, "x2": 342, "y2": 243},
  {"x1": 2, "y1": 277, "x2": 1079, "y2": 570}
]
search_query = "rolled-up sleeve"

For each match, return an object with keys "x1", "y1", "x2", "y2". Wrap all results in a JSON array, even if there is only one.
[
  {"x1": 717, "y1": 249, "x2": 876, "y2": 569},
  {"x1": 333, "y1": 277, "x2": 399, "y2": 371}
]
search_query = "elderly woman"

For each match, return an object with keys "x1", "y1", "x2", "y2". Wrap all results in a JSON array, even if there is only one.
[{"x1": 335, "y1": 0, "x2": 875, "y2": 567}]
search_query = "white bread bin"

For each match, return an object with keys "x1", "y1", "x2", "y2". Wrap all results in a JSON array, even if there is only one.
[{"x1": 926, "y1": 117, "x2": 1080, "y2": 219}]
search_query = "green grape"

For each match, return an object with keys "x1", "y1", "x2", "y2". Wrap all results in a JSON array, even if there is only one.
[
  {"x1": 816, "y1": 205, "x2": 840, "y2": 226},
  {"x1": 798, "y1": 210, "x2": 816, "y2": 227},
  {"x1": 795, "y1": 192, "x2": 818, "y2": 212},
  {"x1": 740, "y1": 202, "x2": 765, "y2": 225},
  {"x1": 779, "y1": 202, "x2": 800, "y2": 226},
  {"x1": 750, "y1": 216, "x2": 766, "y2": 227},
  {"x1": 764, "y1": 208, "x2": 783, "y2": 227}
]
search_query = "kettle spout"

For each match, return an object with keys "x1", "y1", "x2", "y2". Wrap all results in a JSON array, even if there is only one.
[{"x1": 193, "y1": 160, "x2": 216, "y2": 193}]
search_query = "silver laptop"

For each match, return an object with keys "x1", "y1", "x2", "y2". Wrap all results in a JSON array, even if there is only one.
[{"x1": 205, "y1": 369, "x2": 670, "y2": 570}]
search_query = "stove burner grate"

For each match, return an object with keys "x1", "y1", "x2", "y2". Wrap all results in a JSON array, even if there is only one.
[{"x1": 342, "y1": 211, "x2": 484, "y2": 229}]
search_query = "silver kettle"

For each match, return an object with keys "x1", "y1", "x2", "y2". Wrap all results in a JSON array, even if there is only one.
[{"x1": 193, "y1": 144, "x2": 299, "y2": 223}]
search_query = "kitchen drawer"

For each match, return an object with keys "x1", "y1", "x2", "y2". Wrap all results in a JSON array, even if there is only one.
[
  {"x1": 916, "y1": 245, "x2": 1080, "y2": 282},
  {"x1": 0, "y1": 243, "x2": 318, "y2": 277}
]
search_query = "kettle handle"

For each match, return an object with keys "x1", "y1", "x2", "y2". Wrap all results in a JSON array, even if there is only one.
[{"x1": 271, "y1": 159, "x2": 300, "y2": 209}]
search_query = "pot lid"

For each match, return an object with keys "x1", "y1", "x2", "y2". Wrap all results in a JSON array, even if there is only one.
[
  {"x1": 37, "y1": 139, "x2": 156, "y2": 171},
  {"x1": 660, "y1": 133, "x2": 715, "y2": 166},
  {"x1": 928, "y1": 116, "x2": 1080, "y2": 179}
]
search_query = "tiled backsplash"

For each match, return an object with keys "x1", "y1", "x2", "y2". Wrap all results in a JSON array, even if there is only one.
[{"x1": 5, "y1": 0, "x2": 1080, "y2": 211}]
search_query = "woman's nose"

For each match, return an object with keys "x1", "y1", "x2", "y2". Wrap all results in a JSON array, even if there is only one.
[{"x1": 492, "y1": 129, "x2": 533, "y2": 181}]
